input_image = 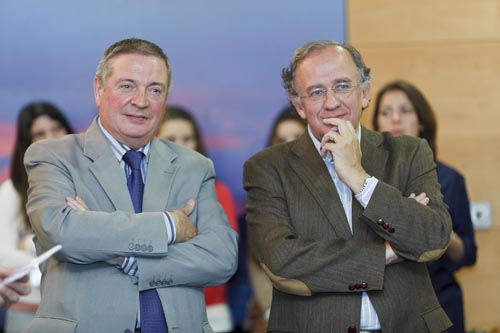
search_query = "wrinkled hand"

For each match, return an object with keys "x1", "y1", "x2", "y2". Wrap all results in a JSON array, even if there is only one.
[
  {"x1": 169, "y1": 199, "x2": 197, "y2": 243},
  {"x1": 385, "y1": 193, "x2": 430, "y2": 265},
  {"x1": 66, "y1": 196, "x2": 123, "y2": 266},
  {"x1": 0, "y1": 268, "x2": 31, "y2": 309},
  {"x1": 320, "y1": 118, "x2": 369, "y2": 193}
]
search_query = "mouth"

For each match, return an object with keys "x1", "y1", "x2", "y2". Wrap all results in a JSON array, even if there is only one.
[
  {"x1": 321, "y1": 110, "x2": 348, "y2": 119},
  {"x1": 124, "y1": 114, "x2": 149, "y2": 122},
  {"x1": 391, "y1": 129, "x2": 404, "y2": 136}
]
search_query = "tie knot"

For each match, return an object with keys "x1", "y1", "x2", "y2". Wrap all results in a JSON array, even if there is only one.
[{"x1": 123, "y1": 150, "x2": 144, "y2": 170}]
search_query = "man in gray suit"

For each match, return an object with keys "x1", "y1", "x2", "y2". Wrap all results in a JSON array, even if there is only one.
[
  {"x1": 244, "y1": 40, "x2": 453, "y2": 332},
  {"x1": 24, "y1": 38, "x2": 238, "y2": 333}
]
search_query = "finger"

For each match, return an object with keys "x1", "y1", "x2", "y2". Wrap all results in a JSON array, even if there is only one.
[
  {"x1": 66, "y1": 197, "x2": 79, "y2": 209},
  {"x1": 66, "y1": 197, "x2": 85, "y2": 211},
  {"x1": 8, "y1": 281, "x2": 31, "y2": 295},
  {"x1": 0, "y1": 285, "x2": 20, "y2": 303},
  {"x1": 181, "y1": 199, "x2": 196, "y2": 216},
  {"x1": 322, "y1": 118, "x2": 356, "y2": 137},
  {"x1": 320, "y1": 131, "x2": 338, "y2": 146},
  {"x1": 75, "y1": 196, "x2": 89, "y2": 210},
  {"x1": 414, "y1": 193, "x2": 427, "y2": 201}
]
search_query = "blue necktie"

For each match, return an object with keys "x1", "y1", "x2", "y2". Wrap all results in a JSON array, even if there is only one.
[{"x1": 123, "y1": 150, "x2": 168, "y2": 333}]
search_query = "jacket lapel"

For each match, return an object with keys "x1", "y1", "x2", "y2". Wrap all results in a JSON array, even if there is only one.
[
  {"x1": 289, "y1": 133, "x2": 352, "y2": 238},
  {"x1": 360, "y1": 127, "x2": 388, "y2": 181},
  {"x1": 84, "y1": 119, "x2": 135, "y2": 212},
  {"x1": 142, "y1": 139, "x2": 179, "y2": 212}
]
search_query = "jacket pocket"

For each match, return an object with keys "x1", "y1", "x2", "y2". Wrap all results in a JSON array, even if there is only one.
[
  {"x1": 422, "y1": 306, "x2": 452, "y2": 332},
  {"x1": 27, "y1": 316, "x2": 77, "y2": 333}
]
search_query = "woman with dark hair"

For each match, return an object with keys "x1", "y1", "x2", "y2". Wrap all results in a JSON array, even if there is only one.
[
  {"x1": 158, "y1": 105, "x2": 238, "y2": 333},
  {"x1": 372, "y1": 80, "x2": 477, "y2": 333},
  {"x1": 0, "y1": 101, "x2": 73, "y2": 332}
]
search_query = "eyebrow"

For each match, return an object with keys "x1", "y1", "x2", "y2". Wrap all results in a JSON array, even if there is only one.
[
  {"x1": 116, "y1": 78, "x2": 166, "y2": 89},
  {"x1": 305, "y1": 77, "x2": 353, "y2": 92}
]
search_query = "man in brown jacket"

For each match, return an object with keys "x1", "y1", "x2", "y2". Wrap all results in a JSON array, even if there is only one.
[{"x1": 244, "y1": 40, "x2": 452, "y2": 333}]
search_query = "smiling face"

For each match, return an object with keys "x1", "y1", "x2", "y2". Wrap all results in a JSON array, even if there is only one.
[
  {"x1": 94, "y1": 53, "x2": 168, "y2": 149},
  {"x1": 376, "y1": 89, "x2": 420, "y2": 138},
  {"x1": 292, "y1": 46, "x2": 370, "y2": 140}
]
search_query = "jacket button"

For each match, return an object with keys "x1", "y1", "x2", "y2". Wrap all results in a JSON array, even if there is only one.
[
  {"x1": 355, "y1": 284, "x2": 362, "y2": 290},
  {"x1": 141, "y1": 244, "x2": 147, "y2": 252},
  {"x1": 377, "y1": 219, "x2": 384, "y2": 226},
  {"x1": 361, "y1": 282, "x2": 368, "y2": 289},
  {"x1": 388, "y1": 227, "x2": 395, "y2": 233},
  {"x1": 382, "y1": 223, "x2": 389, "y2": 229},
  {"x1": 124, "y1": 329, "x2": 132, "y2": 333},
  {"x1": 148, "y1": 245, "x2": 154, "y2": 252},
  {"x1": 134, "y1": 244, "x2": 141, "y2": 251},
  {"x1": 347, "y1": 326, "x2": 357, "y2": 333},
  {"x1": 128, "y1": 243, "x2": 135, "y2": 250},
  {"x1": 348, "y1": 284, "x2": 355, "y2": 291}
]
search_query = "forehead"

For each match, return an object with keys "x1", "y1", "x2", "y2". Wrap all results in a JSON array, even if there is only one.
[
  {"x1": 163, "y1": 118, "x2": 194, "y2": 131},
  {"x1": 295, "y1": 46, "x2": 358, "y2": 86},
  {"x1": 107, "y1": 53, "x2": 168, "y2": 83},
  {"x1": 381, "y1": 90, "x2": 412, "y2": 105}
]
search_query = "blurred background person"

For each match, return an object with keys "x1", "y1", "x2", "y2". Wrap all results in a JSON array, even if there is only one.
[
  {"x1": 247, "y1": 106, "x2": 306, "y2": 332},
  {"x1": 158, "y1": 105, "x2": 238, "y2": 333},
  {"x1": 265, "y1": 105, "x2": 307, "y2": 146},
  {"x1": 0, "y1": 102, "x2": 73, "y2": 333},
  {"x1": 372, "y1": 80, "x2": 477, "y2": 333}
]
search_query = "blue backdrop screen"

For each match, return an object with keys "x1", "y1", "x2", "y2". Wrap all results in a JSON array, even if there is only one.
[{"x1": 0, "y1": 1, "x2": 346, "y2": 212}]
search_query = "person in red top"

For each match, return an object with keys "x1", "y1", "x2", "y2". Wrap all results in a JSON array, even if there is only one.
[{"x1": 157, "y1": 105, "x2": 238, "y2": 332}]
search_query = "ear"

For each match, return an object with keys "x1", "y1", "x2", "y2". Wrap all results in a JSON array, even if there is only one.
[
  {"x1": 361, "y1": 83, "x2": 371, "y2": 110},
  {"x1": 292, "y1": 99, "x2": 307, "y2": 121},
  {"x1": 93, "y1": 76, "x2": 103, "y2": 108}
]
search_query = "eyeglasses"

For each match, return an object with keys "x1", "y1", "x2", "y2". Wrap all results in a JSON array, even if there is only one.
[{"x1": 300, "y1": 82, "x2": 362, "y2": 103}]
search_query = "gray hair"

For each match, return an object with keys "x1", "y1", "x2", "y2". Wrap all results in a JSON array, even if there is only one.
[
  {"x1": 282, "y1": 40, "x2": 371, "y2": 102},
  {"x1": 95, "y1": 38, "x2": 172, "y2": 93}
]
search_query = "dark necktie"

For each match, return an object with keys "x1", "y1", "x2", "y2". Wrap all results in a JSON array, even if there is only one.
[{"x1": 122, "y1": 150, "x2": 168, "y2": 333}]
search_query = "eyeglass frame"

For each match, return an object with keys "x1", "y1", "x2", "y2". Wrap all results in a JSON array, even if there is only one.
[{"x1": 298, "y1": 81, "x2": 366, "y2": 104}]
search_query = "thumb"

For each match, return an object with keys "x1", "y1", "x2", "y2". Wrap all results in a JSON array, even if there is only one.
[{"x1": 181, "y1": 199, "x2": 196, "y2": 215}]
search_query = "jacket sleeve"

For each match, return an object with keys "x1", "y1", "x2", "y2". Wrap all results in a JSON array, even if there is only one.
[
  {"x1": 136, "y1": 158, "x2": 238, "y2": 290},
  {"x1": 361, "y1": 139, "x2": 452, "y2": 263},
  {"x1": 244, "y1": 154, "x2": 386, "y2": 296},
  {"x1": 24, "y1": 142, "x2": 170, "y2": 264}
]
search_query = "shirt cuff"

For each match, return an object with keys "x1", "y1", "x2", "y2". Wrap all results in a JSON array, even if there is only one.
[
  {"x1": 163, "y1": 212, "x2": 177, "y2": 245},
  {"x1": 119, "y1": 256, "x2": 138, "y2": 277},
  {"x1": 355, "y1": 176, "x2": 378, "y2": 208}
]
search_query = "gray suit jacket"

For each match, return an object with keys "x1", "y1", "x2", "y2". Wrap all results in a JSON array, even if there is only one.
[
  {"x1": 243, "y1": 127, "x2": 452, "y2": 333},
  {"x1": 24, "y1": 118, "x2": 238, "y2": 333}
]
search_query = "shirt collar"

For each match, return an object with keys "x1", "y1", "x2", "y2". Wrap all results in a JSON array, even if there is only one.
[{"x1": 97, "y1": 116, "x2": 151, "y2": 162}]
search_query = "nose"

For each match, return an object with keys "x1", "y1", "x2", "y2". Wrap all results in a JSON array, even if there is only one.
[
  {"x1": 131, "y1": 88, "x2": 149, "y2": 108},
  {"x1": 391, "y1": 110, "x2": 401, "y2": 122},
  {"x1": 324, "y1": 89, "x2": 341, "y2": 109}
]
